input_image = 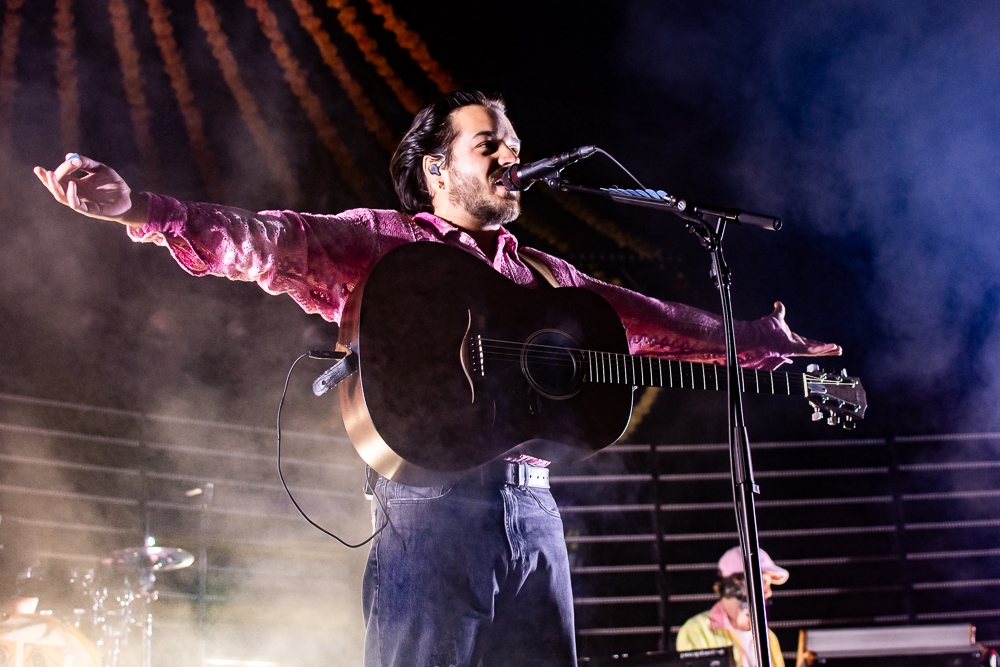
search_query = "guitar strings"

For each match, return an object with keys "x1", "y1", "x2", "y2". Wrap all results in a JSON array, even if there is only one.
[{"x1": 475, "y1": 338, "x2": 805, "y2": 389}]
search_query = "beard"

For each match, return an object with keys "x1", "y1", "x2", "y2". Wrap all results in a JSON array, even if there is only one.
[{"x1": 448, "y1": 167, "x2": 520, "y2": 226}]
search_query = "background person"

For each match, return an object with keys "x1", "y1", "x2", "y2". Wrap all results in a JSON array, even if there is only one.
[{"x1": 676, "y1": 546, "x2": 790, "y2": 667}]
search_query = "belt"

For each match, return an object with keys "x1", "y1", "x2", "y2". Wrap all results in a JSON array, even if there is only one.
[
  {"x1": 365, "y1": 462, "x2": 551, "y2": 494},
  {"x1": 466, "y1": 460, "x2": 550, "y2": 489}
]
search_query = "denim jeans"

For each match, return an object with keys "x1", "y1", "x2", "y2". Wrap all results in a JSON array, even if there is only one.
[{"x1": 363, "y1": 475, "x2": 577, "y2": 667}]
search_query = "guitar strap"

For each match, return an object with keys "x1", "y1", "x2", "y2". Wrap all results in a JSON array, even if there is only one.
[{"x1": 518, "y1": 251, "x2": 560, "y2": 288}]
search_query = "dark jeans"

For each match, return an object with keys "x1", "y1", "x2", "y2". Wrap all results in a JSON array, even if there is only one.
[{"x1": 363, "y1": 475, "x2": 577, "y2": 667}]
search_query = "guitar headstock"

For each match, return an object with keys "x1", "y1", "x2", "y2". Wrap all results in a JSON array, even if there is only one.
[{"x1": 804, "y1": 364, "x2": 867, "y2": 429}]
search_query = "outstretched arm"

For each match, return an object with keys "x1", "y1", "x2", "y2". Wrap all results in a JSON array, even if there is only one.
[
  {"x1": 519, "y1": 247, "x2": 842, "y2": 371},
  {"x1": 33, "y1": 153, "x2": 148, "y2": 225},
  {"x1": 33, "y1": 154, "x2": 417, "y2": 324}
]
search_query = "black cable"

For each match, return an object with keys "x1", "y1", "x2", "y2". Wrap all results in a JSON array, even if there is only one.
[
  {"x1": 276, "y1": 353, "x2": 385, "y2": 548},
  {"x1": 595, "y1": 147, "x2": 648, "y2": 190}
]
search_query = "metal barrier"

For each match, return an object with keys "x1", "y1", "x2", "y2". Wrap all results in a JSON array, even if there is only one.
[
  {"x1": 2, "y1": 391, "x2": 999, "y2": 663},
  {"x1": 555, "y1": 433, "x2": 1000, "y2": 658}
]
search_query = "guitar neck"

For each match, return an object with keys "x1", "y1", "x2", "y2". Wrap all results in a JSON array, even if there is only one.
[{"x1": 583, "y1": 351, "x2": 806, "y2": 397}]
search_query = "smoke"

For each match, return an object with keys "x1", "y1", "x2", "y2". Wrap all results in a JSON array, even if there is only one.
[
  {"x1": 621, "y1": 0, "x2": 1000, "y2": 430},
  {"x1": 1, "y1": 80, "x2": 370, "y2": 667}
]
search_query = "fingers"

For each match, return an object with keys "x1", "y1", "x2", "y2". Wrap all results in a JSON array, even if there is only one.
[
  {"x1": 770, "y1": 301, "x2": 786, "y2": 321},
  {"x1": 34, "y1": 153, "x2": 103, "y2": 209},
  {"x1": 51, "y1": 154, "x2": 87, "y2": 182},
  {"x1": 66, "y1": 153, "x2": 103, "y2": 172},
  {"x1": 766, "y1": 300, "x2": 843, "y2": 357},
  {"x1": 806, "y1": 342, "x2": 843, "y2": 357},
  {"x1": 34, "y1": 165, "x2": 69, "y2": 205},
  {"x1": 67, "y1": 180, "x2": 87, "y2": 213},
  {"x1": 795, "y1": 336, "x2": 843, "y2": 357}
]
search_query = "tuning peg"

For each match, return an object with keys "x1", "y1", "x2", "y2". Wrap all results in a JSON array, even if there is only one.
[
  {"x1": 811, "y1": 408, "x2": 824, "y2": 422},
  {"x1": 826, "y1": 414, "x2": 841, "y2": 426},
  {"x1": 843, "y1": 415, "x2": 856, "y2": 430},
  {"x1": 840, "y1": 368, "x2": 848, "y2": 377},
  {"x1": 806, "y1": 364, "x2": 820, "y2": 373}
]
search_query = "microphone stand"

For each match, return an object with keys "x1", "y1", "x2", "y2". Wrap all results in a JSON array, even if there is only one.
[{"x1": 546, "y1": 177, "x2": 778, "y2": 667}]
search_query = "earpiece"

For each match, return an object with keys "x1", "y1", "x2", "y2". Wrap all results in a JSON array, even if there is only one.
[{"x1": 429, "y1": 163, "x2": 441, "y2": 176}]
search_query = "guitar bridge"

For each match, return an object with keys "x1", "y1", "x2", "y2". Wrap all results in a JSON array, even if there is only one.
[
  {"x1": 468, "y1": 335, "x2": 486, "y2": 378},
  {"x1": 459, "y1": 310, "x2": 484, "y2": 404}
]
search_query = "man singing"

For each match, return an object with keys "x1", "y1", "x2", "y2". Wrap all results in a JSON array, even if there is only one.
[{"x1": 34, "y1": 91, "x2": 840, "y2": 666}]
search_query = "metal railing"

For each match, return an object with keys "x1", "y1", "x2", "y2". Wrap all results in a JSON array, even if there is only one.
[{"x1": 2, "y1": 391, "x2": 999, "y2": 662}]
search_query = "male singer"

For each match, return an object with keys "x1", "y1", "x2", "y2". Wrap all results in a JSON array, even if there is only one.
[{"x1": 35, "y1": 90, "x2": 840, "y2": 666}]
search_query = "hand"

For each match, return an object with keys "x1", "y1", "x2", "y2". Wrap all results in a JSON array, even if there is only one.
[
  {"x1": 33, "y1": 153, "x2": 147, "y2": 225},
  {"x1": 769, "y1": 301, "x2": 842, "y2": 357}
]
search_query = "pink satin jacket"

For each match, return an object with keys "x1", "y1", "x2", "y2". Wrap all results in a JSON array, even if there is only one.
[{"x1": 128, "y1": 194, "x2": 796, "y2": 370}]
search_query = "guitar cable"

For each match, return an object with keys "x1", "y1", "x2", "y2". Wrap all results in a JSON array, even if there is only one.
[{"x1": 276, "y1": 353, "x2": 392, "y2": 548}]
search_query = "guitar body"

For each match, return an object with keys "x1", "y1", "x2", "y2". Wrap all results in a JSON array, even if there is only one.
[{"x1": 338, "y1": 242, "x2": 633, "y2": 486}]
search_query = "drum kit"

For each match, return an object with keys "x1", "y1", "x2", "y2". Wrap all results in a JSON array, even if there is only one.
[{"x1": 0, "y1": 544, "x2": 194, "y2": 667}]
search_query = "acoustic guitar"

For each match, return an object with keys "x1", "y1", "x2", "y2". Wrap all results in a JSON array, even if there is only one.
[{"x1": 336, "y1": 242, "x2": 866, "y2": 486}]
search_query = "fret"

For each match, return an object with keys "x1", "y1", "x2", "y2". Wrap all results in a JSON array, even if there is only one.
[
  {"x1": 689, "y1": 361, "x2": 695, "y2": 389},
  {"x1": 754, "y1": 369, "x2": 760, "y2": 394},
  {"x1": 801, "y1": 373, "x2": 808, "y2": 397},
  {"x1": 678, "y1": 362, "x2": 683, "y2": 388},
  {"x1": 639, "y1": 356, "x2": 644, "y2": 386},
  {"x1": 713, "y1": 364, "x2": 719, "y2": 391},
  {"x1": 615, "y1": 354, "x2": 620, "y2": 385},
  {"x1": 630, "y1": 355, "x2": 635, "y2": 385},
  {"x1": 786, "y1": 372, "x2": 791, "y2": 396},
  {"x1": 701, "y1": 363, "x2": 706, "y2": 390},
  {"x1": 770, "y1": 371, "x2": 775, "y2": 394},
  {"x1": 658, "y1": 359, "x2": 664, "y2": 387},
  {"x1": 669, "y1": 360, "x2": 674, "y2": 388}
]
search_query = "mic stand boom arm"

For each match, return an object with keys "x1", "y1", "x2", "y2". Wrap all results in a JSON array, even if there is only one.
[{"x1": 548, "y1": 176, "x2": 777, "y2": 667}]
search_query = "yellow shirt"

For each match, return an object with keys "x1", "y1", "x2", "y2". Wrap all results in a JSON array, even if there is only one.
[{"x1": 676, "y1": 606, "x2": 785, "y2": 667}]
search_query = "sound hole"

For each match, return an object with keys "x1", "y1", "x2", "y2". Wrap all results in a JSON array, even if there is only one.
[{"x1": 520, "y1": 329, "x2": 582, "y2": 400}]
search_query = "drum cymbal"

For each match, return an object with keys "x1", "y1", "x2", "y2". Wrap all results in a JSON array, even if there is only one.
[{"x1": 102, "y1": 547, "x2": 194, "y2": 571}]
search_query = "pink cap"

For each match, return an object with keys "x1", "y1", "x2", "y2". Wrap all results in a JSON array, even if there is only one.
[{"x1": 717, "y1": 546, "x2": 789, "y2": 585}]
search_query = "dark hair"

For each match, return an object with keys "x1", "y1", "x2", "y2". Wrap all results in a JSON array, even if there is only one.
[{"x1": 390, "y1": 90, "x2": 507, "y2": 214}]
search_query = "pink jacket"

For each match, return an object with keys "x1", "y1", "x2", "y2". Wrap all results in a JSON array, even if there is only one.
[{"x1": 128, "y1": 194, "x2": 797, "y2": 369}]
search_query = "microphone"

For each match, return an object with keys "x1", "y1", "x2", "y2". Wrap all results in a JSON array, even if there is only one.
[{"x1": 498, "y1": 146, "x2": 598, "y2": 191}]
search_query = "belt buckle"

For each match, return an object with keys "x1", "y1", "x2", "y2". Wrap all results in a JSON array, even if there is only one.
[
  {"x1": 506, "y1": 462, "x2": 549, "y2": 490},
  {"x1": 513, "y1": 461, "x2": 528, "y2": 490}
]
